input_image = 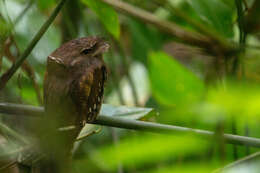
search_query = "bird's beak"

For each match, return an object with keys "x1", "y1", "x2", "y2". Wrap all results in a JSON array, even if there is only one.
[{"x1": 92, "y1": 42, "x2": 110, "y2": 57}]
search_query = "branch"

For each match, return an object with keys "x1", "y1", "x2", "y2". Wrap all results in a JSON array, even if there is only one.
[
  {"x1": 0, "y1": 0, "x2": 68, "y2": 90},
  {"x1": 1, "y1": 103, "x2": 260, "y2": 148},
  {"x1": 0, "y1": 121, "x2": 28, "y2": 144},
  {"x1": 100, "y1": 0, "x2": 236, "y2": 54},
  {"x1": 156, "y1": 0, "x2": 231, "y2": 52},
  {"x1": 233, "y1": 0, "x2": 247, "y2": 74},
  {"x1": 4, "y1": 37, "x2": 43, "y2": 104},
  {"x1": 234, "y1": 0, "x2": 249, "y2": 155}
]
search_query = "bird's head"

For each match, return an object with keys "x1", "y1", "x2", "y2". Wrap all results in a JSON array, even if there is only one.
[{"x1": 47, "y1": 36, "x2": 109, "y2": 70}]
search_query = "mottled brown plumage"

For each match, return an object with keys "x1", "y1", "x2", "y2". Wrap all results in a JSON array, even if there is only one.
[
  {"x1": 40, "y1": 36, "x2": 109, "y2": 173},
  {"x1": 44, "y1": 36, "x2": 108, "y2": 127}
]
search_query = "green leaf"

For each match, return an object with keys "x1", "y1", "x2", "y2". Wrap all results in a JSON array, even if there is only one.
[
  {"x1": 37, "y1": 0, "x2": 55, "y2": 10},
  {"x1": 128, "y1": 18, "x2": 162, "y2": 64},
  {"x1": 81, "y1": 0, "x2": 120, "y2": 39},
  {"x1": 187, "y1": 0, "x2": 234, "y2": 38},
  {"x1": 100, "y1": 104, "x2": 154, "y2": 120},
  {"x1": 148, "y1": 51, "x2": 204, "y2": 107}
]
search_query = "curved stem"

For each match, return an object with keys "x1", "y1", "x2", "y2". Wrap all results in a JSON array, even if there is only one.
[{"x1": 0, "y1": 0, "x2": 68, "y2": 90}]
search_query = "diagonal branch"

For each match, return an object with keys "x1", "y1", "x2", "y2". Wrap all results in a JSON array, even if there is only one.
[
  {"x1": 0, "y1": 0, "x2": 68, "y2": 91},
  {"x1": 157, "y1": 0, "x2": 232, "y2": 52},
  {"x1": 1, "y1": 103, "x2": 260, "y2": 148},
  {"x1": 99, "y1": 0, "x2": 236, "y2": 55}
]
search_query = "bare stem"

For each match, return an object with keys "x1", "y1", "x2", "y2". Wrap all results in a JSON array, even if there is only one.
[
  {"x1": 0, "y1": 122, "x2": 28, "y2": 144},
  {"x1": 4, "y1": 37, "x2": 43, "y2": 105},
  {"x1": 112, "y1": 41, "x2": 139, "y2": 106},
  {"x1": 1, "y1": 103, "x2": 260, "y2": 148},
  {"x1": 99, "y1": 0, "x2": 236, "y2": 54},
  {"x1": 0, "y1": 0, "x2": 68, "y2": 90},
  {"x1": 13, "y1": 0, "x2": 34, "y2": 26},
  {"x1": 234, "y1": 0, "x2": 249, "y2": 156}
]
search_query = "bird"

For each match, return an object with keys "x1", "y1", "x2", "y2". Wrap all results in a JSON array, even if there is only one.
[{"x1": 35, "y1": 36, "x2": 109, "y2": 173}]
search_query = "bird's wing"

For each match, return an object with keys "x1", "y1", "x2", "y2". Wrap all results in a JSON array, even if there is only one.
[{"x1": 70, "y1": 66, "x2": 107, "y2": 125}]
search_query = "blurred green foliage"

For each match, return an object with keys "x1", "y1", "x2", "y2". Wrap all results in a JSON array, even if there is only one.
[
  {"x1": 187, "y1": 0, "x2": 234, "y2": 38},
  {"x1": 37, "y1": 0, "x2": 56, "y2": 10},
  {"x1": 205, "y1": 82, "x2": 260, "y2": 122},
  {"x1": 93, "y1": 134, "x2": 209, "y2": 171},
  {"x1": 1, "y1": 0, "x2": 260, "y2": 172}
]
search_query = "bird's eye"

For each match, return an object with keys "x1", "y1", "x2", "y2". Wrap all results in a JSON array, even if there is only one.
[
  {"x1": 81, "y1": 43, "x2": 97, "y2": 55},
  {"x1": 81, "y1": 47, "x2": 93, "y2": 54}
]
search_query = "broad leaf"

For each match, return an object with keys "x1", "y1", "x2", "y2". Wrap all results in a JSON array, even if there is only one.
[
  {"x1": 148, "y1": 51, "x2": 204, "y2": 107},
  {"x1": 128, "y1": 18, "x2": 162, "y2": 64},
  {"x1": 100, "y1": 104, "x2": 153, "y2": 120},
  {"x1": 81, "y1": 0, "x2": 120, "y2": 39},
  {"x1": 75, "y1": 104, "x2": 154, "y2": 149}
]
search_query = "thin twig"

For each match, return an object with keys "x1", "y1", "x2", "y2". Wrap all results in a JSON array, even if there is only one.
[
  {"x1": 3, "y1": 0, "x2": 33, "y2": 34},
  {"x1": 107, "y1": 52, "x2": 126, "y2": 105},
  {"x1": 0, "y1": 122, "x2": 28, "y2": 144},
  {"x1": 112, "y1": 41, "x2": 139, "y2": 106},
  {"x1": 1, "y1": 0, "x2": 42, "y2": 104},
  {"x1": 0, "y1": 161, "x2": 17, "y2": 171},
  {"x1": 0, "y1": 0, "x2": 68, "y2": 90},
  {"x1": 0, "y1": 145, "x2": 32, "y2": 159},
  {"x1": 13, "y1": 0, "x2": 34, "y2": 26},
  {"x1": 233, "y1": 0, "x2": 246, "y2": 75},
  {"x1": 1, "y1": 103, "x2": 260, "y2": 147},
  {"x1": 0, "y1": 0, "x2": 33, "y2": 74},
  {"x1": 234, "y1": 0, "x2": 249, "y2": 156},
  {"x1": 0, "y1": 50, "x2": 3, "y2": 73},
  {"x1": 111, "y1": 127, "x2": 124, "y2": 173},
  {"x1": 244, "y1": 122, "x2": 250, "y2": 154},
  {"x1": 0, "y1": 13, "x2": 5, "y2": 72},
  {"x1": 107, "y1": 51, "x2": 126, "y2": 173},
  {"x1": 215, "y1": 121, "x2": 226, "y2": 162},
  {"x1": 4, "y1": 37, "x2": 43, "y2": 104},
  {"x1": 0, "y1": 103, "x2": 43, "y2": 117},
  {"x1": 231, "y1": 117, "x2": 238, "y2": 160}
]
